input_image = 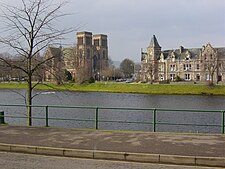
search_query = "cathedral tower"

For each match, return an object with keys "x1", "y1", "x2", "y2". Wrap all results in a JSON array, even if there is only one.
[
  {"x1": 76, "y1": 32, "x2": 93, "y2": 77},
  {"x1": 93, "y1": 34, "x2": 108, "y2": 73}
]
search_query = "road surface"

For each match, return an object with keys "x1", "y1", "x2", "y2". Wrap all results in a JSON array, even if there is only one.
[{"x1": 0, "y1": 152, "x2": 221, "y2": 169}]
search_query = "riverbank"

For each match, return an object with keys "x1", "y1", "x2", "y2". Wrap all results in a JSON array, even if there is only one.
[{"x1": 1, "y1": 82, "x2": 225, "y2": 96}]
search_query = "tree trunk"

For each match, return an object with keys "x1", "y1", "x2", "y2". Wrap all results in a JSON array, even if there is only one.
[
  {"x1": 27, "y1": 57, "x2": 32, "y2": 126},
  {"x1": 211, "y1": 73, "x2": 214, "y2": 85},
  {"x1": 27, "y1": 76, "x2": 32, "y2": 126}
]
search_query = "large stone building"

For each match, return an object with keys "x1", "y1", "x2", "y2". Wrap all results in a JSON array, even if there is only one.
[
  {"x1": 141, "y1": 35, "x2": 225, "y2": 83},
  {"x1": 45, "y1": 31, "x2": 108, "y2": 82}
]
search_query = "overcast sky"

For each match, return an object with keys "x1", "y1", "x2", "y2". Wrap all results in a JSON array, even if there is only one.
[{"x1": 1, "y1": 0, "x2": 225, "y2": 62}]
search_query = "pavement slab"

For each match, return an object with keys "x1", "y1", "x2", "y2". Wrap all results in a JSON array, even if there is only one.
[{"x1": 0, "y1": 126, "x2": 224, "y2": 158}]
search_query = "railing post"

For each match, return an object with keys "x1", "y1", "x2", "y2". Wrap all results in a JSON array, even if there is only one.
[
  {"x1": 95, "y1": 107, "x2": 99, "y2": 130},
  {"x1": 222, "y1": 111, "x2": 225, "y2": 134},
  {"x1": 153, "y1": 109, "x2": 157, "y2": 132},
  {"x1": 45, "y1": 106, "x2": 49, "y2": 127},
  {"x1": 0, "y1": 111, "x2": 5, "y2": 124}
]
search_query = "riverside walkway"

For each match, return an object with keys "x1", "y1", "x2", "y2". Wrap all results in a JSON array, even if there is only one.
[{"x1": 0, "y1": 126, "x2": 224, "y2": 167}]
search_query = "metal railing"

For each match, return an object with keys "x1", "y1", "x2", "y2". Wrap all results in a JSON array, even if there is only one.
[{"x1": 0, "y1": 104, "x2": 224, "y2": 134}]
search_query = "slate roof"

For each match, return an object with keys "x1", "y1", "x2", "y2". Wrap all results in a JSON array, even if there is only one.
[
  {"x1": 161, "y1": 47, "x2": 225, "y2": 61},
  {"x1": 48, "y1": 47, "x2": 63, "y2": 58},
  {"x1": 217, "y1": 48, "x2": 225, "y2": 59},
  {"x1": 161, "y1": 48, "x2": 201, "y2": 60},
  {"x1": 149, "y1": 35, "x2": 161, "y2": 48}
]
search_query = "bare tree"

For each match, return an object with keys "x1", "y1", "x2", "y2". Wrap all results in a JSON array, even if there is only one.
[
  {"x1": 204, "y1": 58, "x2": 218, "y2": 86},
  {"x1": 0, "y1": 0, "x2": 74, "y2": 126},
  {"x1": 142, "y1": 60, "x2": 158, "y2": 84},
  {"x1": 202, "y1": 46, "x2": 218, "y2": 86}
]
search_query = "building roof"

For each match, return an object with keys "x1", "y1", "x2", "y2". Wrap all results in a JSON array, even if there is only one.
[
  {"x1": 217, "y1": 48, "x2": 225, "y2": 59},
  {"x1": 161, "y1": 47, "x2": 201, "y2": 60},
  {"x1": 149, "y1": 35, "x2": 161, "y2": 48},
  {"x1": 48, "y1": 47, "x2": 62, "y2": 58}
]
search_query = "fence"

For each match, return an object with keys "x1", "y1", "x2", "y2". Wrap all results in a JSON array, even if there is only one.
[{"x1": 0, "y1": 104, "x2": 224, "y2": 134}]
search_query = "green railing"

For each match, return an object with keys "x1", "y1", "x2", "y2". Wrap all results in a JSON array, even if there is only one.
[{"x1": 0, "y1": 104, "x2": 224, "y2": 134}]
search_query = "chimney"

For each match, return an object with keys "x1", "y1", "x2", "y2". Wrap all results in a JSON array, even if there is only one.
[{"x1": 180, "y1": 46, "x2": 184, "y2": 53}]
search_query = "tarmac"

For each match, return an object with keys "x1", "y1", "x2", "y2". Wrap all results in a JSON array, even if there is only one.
[{"x1": 0, "y1": 125, "x2": 224, "y2": 167}]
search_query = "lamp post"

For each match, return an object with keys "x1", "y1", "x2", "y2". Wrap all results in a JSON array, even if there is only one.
[{"x1": 131, "y1": 63, "x2": 135, "y2": 78}]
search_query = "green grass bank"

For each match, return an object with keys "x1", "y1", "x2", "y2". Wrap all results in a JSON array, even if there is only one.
[{"x1": 0, "y1": 82, "x2": 225, "y2": 96}]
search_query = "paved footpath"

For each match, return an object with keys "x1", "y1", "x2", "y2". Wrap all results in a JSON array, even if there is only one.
[{"x1": 0, "y1": 126, "x2": 224, "y2": 167}]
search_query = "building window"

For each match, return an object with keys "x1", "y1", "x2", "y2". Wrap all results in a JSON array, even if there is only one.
[
  {"x1": 210, "y1": 54, "x2": 213, "y2": 60},
  {"x1": 183, "y1": 64, "x2": 191, "y2": 71},
  {"x1": 184, "y1": 74, "x2": 191, "y2": 81},
  {"x1": 159, "y1": 64, "x2": 164, "y2": 72},
  {"x1": 196, "y1": 64, "x2": 200, "y2": 70},
  {"x1": 196, "y1": 74, "x2": 200, "y2": 81},
  {"x1": 159, "y1": 74, "x2": 164, "y2": 81},
  {"x1": 170, "y1": 74, "x2": 176, "y2": 81},
  {"x1": 170, "y1": 64, "x2": 176, "y2": 72},
  {"x1": 206, "y1": 74, "x2": 211, "y2": 81}
]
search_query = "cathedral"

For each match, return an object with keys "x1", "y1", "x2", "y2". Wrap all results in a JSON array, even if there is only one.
[
  {"x1": 141, "y1": 35, "x2": 225, "y2": 83},
  {"x1": 45, "y1": 31, "x2": 109, "y2": 82}
]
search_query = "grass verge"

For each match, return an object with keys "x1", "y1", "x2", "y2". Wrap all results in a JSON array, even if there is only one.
[{"x1": 0, "y1": 82, "x2": 225, "y2": 96}]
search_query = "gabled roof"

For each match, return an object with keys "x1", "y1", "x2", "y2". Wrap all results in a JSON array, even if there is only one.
[
  {"x1": 162, "y1": 48, "x2": 201, "y2": 60},
  {"x1": 48, "y1": 47, "x2": 62, "y2": 58},
  {"x1": 149, "y1": 35, "x2": 161, "y2": 48}
]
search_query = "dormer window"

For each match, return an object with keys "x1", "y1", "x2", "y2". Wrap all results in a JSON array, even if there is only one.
[
  {"x1": 185, "y1": 51, "x2": 191, "y2": 60},
  {"x1": 171, "y1": 52, "x2": 176, "y2": 62}
]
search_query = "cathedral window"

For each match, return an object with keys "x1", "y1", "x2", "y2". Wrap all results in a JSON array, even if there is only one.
[
  {"x1": 87, "y1": 49, "x2": 90, "y2": 59},
  {"x1": 79, "y1": 49, "x2": 83, "y2": 57},
  {"x1": 94, "y1": 39, "x2": 99, "y2": 46},
  {"x1": 77, "y1": 37, "x2": 83, "y2": 45},
  {"x1": 103, "y1": 51, "x2": 106, "y2": 59}
]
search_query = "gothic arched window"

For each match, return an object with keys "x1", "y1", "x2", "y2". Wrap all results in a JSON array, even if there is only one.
[
  {"x1": 103, "y1": 51, "x2": 106, "y2": 59},
  {"x1": 87, "y1": 49, "x2": 90, "y2": 59},
  {"x1": 79, "y1": 49, "x2": 83, "y2": 57}
]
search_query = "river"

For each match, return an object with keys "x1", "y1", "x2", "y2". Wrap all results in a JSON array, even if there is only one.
[{"x1": 0, "y1": 89, "x2": 225, "y2": 133}]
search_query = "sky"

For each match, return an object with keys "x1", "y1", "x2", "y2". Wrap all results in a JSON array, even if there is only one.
[{"x1": 1, "y1": 0, "x2": 225, "y2": 62}]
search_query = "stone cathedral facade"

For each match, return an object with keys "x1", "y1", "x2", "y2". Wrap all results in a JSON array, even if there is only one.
[
  {"x1": 141, "y1": 35, "x2": 225, "y2": 83},
  {"x1": 45, "y1": 31, "x2": 108, "y2": 82}
]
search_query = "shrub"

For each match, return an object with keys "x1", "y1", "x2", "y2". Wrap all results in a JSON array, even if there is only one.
[
  {"x1": 159, "y1": 80, "x2": 170, "y2": 84},
  {"x1": 89, "y1": 77, "x2": 95, "y2": 83},
  {"x1": 175, "y1": 75, "x2": 183, "y2": 82}
]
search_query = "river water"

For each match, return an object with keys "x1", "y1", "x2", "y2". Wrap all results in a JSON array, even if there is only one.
[{"x1": 0, "y1": 89, "x2": 225, "y2": 133}]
